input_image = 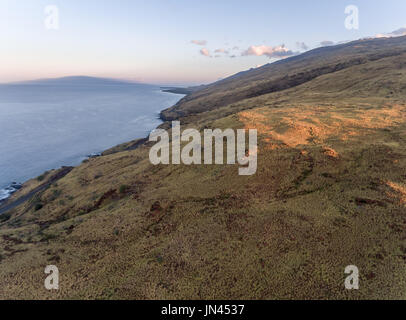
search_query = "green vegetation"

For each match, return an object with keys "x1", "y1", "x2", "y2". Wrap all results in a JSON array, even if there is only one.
[
  {"x1": 50, "y1": 189, "x2": 62, "y2": 200},
  {"x1": 0, "y1": 213, "x2": 11, "y2": 223},
  {"x1": 119, "y1": 185, "x2": 129, "y2": 194}
]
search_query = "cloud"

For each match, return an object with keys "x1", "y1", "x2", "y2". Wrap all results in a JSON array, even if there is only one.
[
  {"x1": 200, "y1": 48, "x2": 211, "y2": 57},
  {"x1": 391, "y1": 27, "x2": 406, "y2": 36},
  {"x1": 242, "y1": 44, "x2": 295, "y2": 59},
  {"x1": 214, "y1": 48, "x2": 229, "y2": 54},
  {"x1": 296, "y1": 42, "x2": 309, "y2": 51},
  {"x1": 320, "y1": 40, "x2": 335, "y2": 47},
  {"x1": 376, "y1": 27, "x2": 406, "y2": 38},
  {"x1": 191, "y1": 40, "x2": 207, "y2": 46}
]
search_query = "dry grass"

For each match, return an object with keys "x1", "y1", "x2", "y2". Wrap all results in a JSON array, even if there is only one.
[{"x1": 1, "y1": 37, "x2": 406, "y2": 299}]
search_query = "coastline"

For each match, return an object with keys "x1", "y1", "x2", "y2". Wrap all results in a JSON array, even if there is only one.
[
  {"x1": 0, "y1": 183, "x2": 22, "y2": 202},
  {"x1": 0, "y1": 90, "x2": 186, "y2": 213},
  {"x1": 160, "y1": 86, "x2": 195, "y2": 95}
]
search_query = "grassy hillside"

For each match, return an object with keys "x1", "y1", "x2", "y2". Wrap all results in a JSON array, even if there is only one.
[{"x1": 1, "y1": 36, "x2": 406, "y2": 299}]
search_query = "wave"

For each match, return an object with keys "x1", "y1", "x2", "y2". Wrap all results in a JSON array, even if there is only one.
[{"x1": 0, "y1": 182, "x2": 22, "y2": 203}]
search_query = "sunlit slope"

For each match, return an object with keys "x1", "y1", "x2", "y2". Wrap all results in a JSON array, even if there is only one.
[{"x1": 1, "y1": 37, "x2": 406, "y2": 299}]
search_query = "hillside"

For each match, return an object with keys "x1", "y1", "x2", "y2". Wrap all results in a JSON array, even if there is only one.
[
  {"x1": 161, "y1": 36, "x2": 406, "y2": 120},
  {"x1": 1, "y1": 36, "x2": 406, "y2": 299}
]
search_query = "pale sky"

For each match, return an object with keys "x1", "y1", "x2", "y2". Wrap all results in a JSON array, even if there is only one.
[{"x1": 1, "y1": 0, "x2": 405, "y2": 85}]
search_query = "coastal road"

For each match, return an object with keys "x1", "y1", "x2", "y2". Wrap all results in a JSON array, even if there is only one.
[{"x1": 0, "y1": 167, "x2": 73, "y2": 216}]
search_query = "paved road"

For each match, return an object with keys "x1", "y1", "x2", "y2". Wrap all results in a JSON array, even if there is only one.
[{"x1": 0, "y1": 167, "x2": 73, "y2": 216}]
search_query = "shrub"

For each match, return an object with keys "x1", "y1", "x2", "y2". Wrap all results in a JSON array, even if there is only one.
[
  {"x1": 50, "y1": 189, "x2": 61, "y2": 200},
  {"x1": 34, "y1": 203, "x2": 43, "y2": 211},
  {"x1": 41, "y1": 233, "x2": 58, "y2": 242},
  {"x1": 119, "y1": 185, "x2": 129, "y2": 194},
  {"x1": 0, "y1": 213, "x2": 11, "y2": 223}
]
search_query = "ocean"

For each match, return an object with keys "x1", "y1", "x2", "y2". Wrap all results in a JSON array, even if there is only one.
[{"x1": 0, "y1": 81, "x2": 182, "y2": 202}]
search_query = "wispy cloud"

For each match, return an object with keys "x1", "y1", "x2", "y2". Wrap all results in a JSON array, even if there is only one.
[
  {"x1": 200, "y1": 48, "x2": 211, "y2": 57},
  {"x1": 214, "y1": 48, "x2": 229, "y2": 54},
  {"x1": 376, "y1": 27, "x2": 406, "y2": 38},
  {"x1": 242, "y1": 44, "x2": 295, "y2": 59},
  {"x1": 191, "y1": 40, "x2": 207, "y2": 46}
]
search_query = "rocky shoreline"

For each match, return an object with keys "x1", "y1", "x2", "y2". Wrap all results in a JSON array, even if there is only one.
[{"x1": 0, "y1": 182, "x2": 22, "y2": 203}]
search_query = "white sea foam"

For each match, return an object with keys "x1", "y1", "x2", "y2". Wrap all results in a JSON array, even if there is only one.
[{"x1": 0, "y1": 183, "x2": 22, "y2": 202}]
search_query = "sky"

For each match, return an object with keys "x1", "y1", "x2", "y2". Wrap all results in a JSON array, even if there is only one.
[{"x1": 0, "y1": 0, "x2": 405, "y2": 85}]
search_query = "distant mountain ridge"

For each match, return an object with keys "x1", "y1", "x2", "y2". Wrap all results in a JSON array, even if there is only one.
[
  {"x1": 9, "y1": 76, "x2": 145, "y2": 86},
  {"x1": 161, "y1": 35, "x2": 406, "y2": 120}
]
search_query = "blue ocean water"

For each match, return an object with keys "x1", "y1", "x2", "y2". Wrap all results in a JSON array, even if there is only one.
[{"x1": 0, "y1": 82, "x2": 182, "y2": 201}]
